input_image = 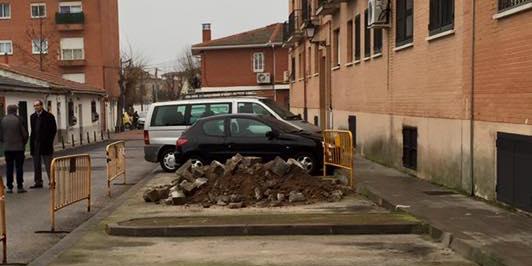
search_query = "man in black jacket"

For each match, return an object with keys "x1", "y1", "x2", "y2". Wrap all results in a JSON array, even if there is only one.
[{"x1": 29, "y1": 100, "x2": 57, "y2": 189}]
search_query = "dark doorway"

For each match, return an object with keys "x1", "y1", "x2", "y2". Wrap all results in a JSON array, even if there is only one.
[
  {"x1": 18, "y1": 101, "x2": 28, "y2": 130},
  {"x1": 496, "y1": 132, "x2": 532, "y2": 212},
  {"x1": 348, "y1": 115, "x2": 357, "y2": 147},
  {"x1": 402, "y1": 126, "x2": 417, "y2": 170}
]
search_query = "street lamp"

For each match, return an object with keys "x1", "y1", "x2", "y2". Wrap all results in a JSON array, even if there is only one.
[{"x1": 305, "y1": 24, "x2": 317, "y2": 40}]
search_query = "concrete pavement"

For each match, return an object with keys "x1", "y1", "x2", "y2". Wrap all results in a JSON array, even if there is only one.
[
  {"x1": 0, "y1": 136, "x2": 157, "y2": 264},
  {"x1": 355, "y1": 155, "x2": 532, "y2": 266}
]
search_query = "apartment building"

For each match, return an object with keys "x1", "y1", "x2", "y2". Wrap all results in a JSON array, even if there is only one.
[
  {"x1": 285, "y1": 0, "x2": 532, "y2": 211},
  {"x1": 192, "y1": 23, "x2": 290, "y2": 107},
  {"x1": 0, "y1": 0, "x2": 120, "y2": 129}
]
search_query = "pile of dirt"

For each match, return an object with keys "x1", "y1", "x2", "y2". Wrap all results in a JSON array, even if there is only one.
[{"x1": 143, "y1": 154, "x2": 351, "y2": 208}]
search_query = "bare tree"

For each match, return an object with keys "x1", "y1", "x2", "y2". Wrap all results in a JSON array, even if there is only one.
[
  {"x1": 119, "y1": 44, "x2": 150, "y2": 113},
  {"x1": 175, "y1": 47, "x2": 201, "y2": 98},
  {"x1": 13, "y1": 17, "x2": 59, "y2": 72}
]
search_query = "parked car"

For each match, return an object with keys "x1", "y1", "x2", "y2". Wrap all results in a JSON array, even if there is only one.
[
  {"x1": 137, "y1": 111, "x2": 147, "y2": 129},
  {"x1": 174, "y1": 114, "x2": 323, "y2": 174},
  {"x1": 144, "y1": 97, "x2": 321, "y2": 172}
]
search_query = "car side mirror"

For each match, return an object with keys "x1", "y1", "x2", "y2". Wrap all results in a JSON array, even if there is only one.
[{"x1": 266, "y1": 130, "x2": 280, "y2": 139}]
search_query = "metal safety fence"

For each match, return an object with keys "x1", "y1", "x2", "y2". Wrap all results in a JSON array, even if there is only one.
[
  {"x1": 323, "y1": 130, "x2": 355, "y2": 187},
  {"x1": 50, "y1": 154, "x2": 92, "y2": 232},
  {"x1": 106, "y1": 141, "x2": 126, "y2": 197},
  {"x1": 0, "y1": 178, "x2": 6, "y2": 263}
]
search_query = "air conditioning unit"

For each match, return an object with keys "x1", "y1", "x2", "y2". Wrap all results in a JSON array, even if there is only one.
[
  {"x1": 368, "y1": 0, "x2": 390, "y2": 28},
  {"x1": 283, "y1": 71, "x2": 290, "y2": 82},
  {"x1": 257, "y1": 73, "x2": 272, "y2": 84}
]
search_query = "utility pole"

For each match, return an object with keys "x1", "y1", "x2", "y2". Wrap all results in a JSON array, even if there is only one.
[
  {"x1": 39, "y1": 16, "x2": 44, "y2": 71},
  {"x1": 155, "y1": 68, "x2": 159, "y2": 102}
]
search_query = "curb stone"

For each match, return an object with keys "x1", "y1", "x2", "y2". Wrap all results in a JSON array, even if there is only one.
[
  {"x1": 106, "y1": 222, "x2": 425, "y2": 237},
  {"x1": 357, "y1": 184, "x2": 508, "y2": 266}
]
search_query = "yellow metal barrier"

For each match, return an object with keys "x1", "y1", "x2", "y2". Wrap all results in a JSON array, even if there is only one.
[
  {"x1": 50, "y1": 154, "x2": 92, "y2": 232},
  {"x1": 323, "y1": 130, "x2": 355, "y2": 187},
  {"x1": 0, "y1": 178, "x2": 6, "y2": 264},
  {"x1": 106, "y1": 141, "x2": 126, "y2": 197}
]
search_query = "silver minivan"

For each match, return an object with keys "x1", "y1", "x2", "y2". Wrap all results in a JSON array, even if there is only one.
[{"x1": 144, "y1": 97, "x2": 321, "y2": 172}]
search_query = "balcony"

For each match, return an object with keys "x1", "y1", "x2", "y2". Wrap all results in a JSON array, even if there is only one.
[
  {"x1": 55, "y1": 12, "x2": 85, "y2": 31},
  {"x1": 283, "y1": 10, "x2": 304, "y2": 45},
  {"x1": 316, "y1": 0, "x2": 345, "y2": 16},
  {"x1": 58, "y1": 59, "x2": 86, "y2": 67}
]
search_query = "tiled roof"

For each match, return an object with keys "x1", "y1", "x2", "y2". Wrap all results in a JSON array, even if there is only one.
[
  {"x1": 0, "y1": 63, "x2": 105, "y2": 94},
  {"x1": 0, "y1": 75, "x2": 45, "y2": 90},
  {"x1": 192, "y1": 23, "x2": 284, "y2": 50}
]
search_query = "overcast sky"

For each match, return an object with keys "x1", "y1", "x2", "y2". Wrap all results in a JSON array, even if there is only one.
[{"x1": 118, "y1": 0, "x2": 287, "y2": 73}]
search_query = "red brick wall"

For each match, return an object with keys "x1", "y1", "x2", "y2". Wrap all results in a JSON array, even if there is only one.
[
  {"x1": 0, "y1": 0, "x2": 120, "y2": 97},
  {"x1": 200, "y1": 47, "x2": 289, "y2": 87},
  {"x1": 474, "y1": 1, "x2": 532, "y2": 124}
]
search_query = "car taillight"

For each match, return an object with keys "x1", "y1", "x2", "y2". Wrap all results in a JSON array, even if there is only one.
[
  {"x1": 176, "y1": 137, "x2": 188, "y2": 147},
  {"x1": 144, "y1": 130, "x2": 150, "y2": 145}
]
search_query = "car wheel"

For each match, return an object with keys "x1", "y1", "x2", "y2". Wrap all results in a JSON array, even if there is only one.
[
  {"x1": 160, "y1": 148, "x2": 177, "y2": 172},
  {"x1": 295, "y1": 153, "x2": 316, "y2": 174}
]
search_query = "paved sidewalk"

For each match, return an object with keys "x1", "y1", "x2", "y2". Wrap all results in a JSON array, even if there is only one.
[{"x1": 355, "y1": 156, "x2": 532, "y2": 266}]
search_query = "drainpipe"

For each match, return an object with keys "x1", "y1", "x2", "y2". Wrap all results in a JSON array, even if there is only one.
[
  {"x1": 303, "y1": 42, "x2": 308, "y2": 121},
  {"x1": 470, "y1": 0, "x2": 477, "y2": 197},
  {"x1": 271, "y1": 42, "x2": 277, "y2": 102}
]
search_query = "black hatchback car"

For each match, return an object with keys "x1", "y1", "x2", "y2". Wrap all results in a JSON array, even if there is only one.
[{"x1": 174, "y1": 114, "x2": 323, "y2": 174}]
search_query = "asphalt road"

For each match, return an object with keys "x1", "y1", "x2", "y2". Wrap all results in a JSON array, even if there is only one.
[{"x1": 0, "y1": 139, "x2": 158, "y2": 264}]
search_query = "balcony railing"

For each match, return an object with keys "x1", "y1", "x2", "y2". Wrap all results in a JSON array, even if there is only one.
[
  {"x1": 55, "y1": 12, "x2": 85, "y2": 24},
  {"x1": 284, "y1": 9, "x2": 304, "y2": 43},
  {"x1": 498, "y1": 0, "x2": 532, "y2": 11},
  {"x1": 316, "y1": 0, "x2": 341, "y2": 16}
]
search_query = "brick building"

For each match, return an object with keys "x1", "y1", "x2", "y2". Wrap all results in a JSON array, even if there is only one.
[
  {"x1": 192, "y1": 23, "x2": 290, "y2": 107},
  {"x1": 286, "y1": 0, "x2": 532, "y2": 211},
  {"x1": 0, "y1": 0, "x2": 120, "y2": 129}
]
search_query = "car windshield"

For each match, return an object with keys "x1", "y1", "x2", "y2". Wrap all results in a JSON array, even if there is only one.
[
  {"x1": 260, "y1": 115, "x2": 300, "y2": 133},
  {"x1": 259, "y1": 99, "x2": 300, "y2": 121}
]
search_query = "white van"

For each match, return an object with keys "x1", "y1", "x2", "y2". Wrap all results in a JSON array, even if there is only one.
[{"x1": 144, "y1": 97, "x2": 321, "y2": 172}]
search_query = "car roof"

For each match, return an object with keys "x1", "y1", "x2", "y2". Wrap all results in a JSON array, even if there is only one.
[{"x1": 150, "y1": 97, "x2": 267, "y2": 107}]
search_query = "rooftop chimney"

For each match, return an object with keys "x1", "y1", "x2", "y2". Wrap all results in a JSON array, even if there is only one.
[{"x1": 202, "y1": 23, "x2": 212, "y2": 42}]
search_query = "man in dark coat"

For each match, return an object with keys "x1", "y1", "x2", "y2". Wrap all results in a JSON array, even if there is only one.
[
  {"x1": 29, "y1": 100, "x2": 57, "y2": 189},
  {"x1": 0, "y1": 105, "x2": 29, "y2": 193}
]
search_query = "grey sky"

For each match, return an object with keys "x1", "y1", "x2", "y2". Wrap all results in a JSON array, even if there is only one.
[{"x1": 118, "y1": 0, "x2": 287, "y2": 73}]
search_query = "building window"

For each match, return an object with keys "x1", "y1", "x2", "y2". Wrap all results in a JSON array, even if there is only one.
[
  {"x1": 290, "y1": 56, "x2": 296, "y2": 81},
  {"x1": 252, "y1": 52, "x2": 265, "y2": 73},
  {"x1": 0, "y1": 40, "x2": 12, "y2": 55},
  {"x1": 346, "y1": 20, "x2": 353, "y2": 63},
  {"x1": 31, "y1": 3, "x2": 47, "y2": 18},
  {"x1": 333, "y1": 28, "x2": 340, "y2": 67},
  {"x1": 402, "y1": 126, "x2": 418, "y2": 170},
  {"x1": 354, "y1": 14, "x2": 361, "y2": 61},
  {"x1": 298, "y1": 52, "x2": 304, "y2": 78},
  {"x1": 429, "y1": 0, "x2": 454, "y2": 35},
  {"x1": 364, "y1": 9, "x2": 371, "y2": 58},
  {"x1": 0, "y1": 3, "x2": 10, "y2": 19},
  {"x1": 373, "y1": 28, "x2": 383, "y2": 55},
  {"x1": 498, "y1": 0, "x2": 532, "y2": 12},
  {"x1": 62, "y1": 73, "x2": 86, "y2": 83},
  {"x1": 313, "y1": 44, "x2": 320, "y2": 74},
  {"x1": 59, "y1": 1, "x2": 83, "y2": 13},
  {"x1": 396, "y1": 0, "x2": 414, "y2": 46},
  {"x1": 60, "y1": 37, "x2": 84, "y2": 60},
  {"x1": 32, "y1": 39, "x2": 48, "y2": 54}
]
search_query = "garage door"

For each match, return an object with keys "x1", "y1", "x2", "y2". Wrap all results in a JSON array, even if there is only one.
[{"x1": 496, "y1": 132, "x2": 532, "y2": 212}]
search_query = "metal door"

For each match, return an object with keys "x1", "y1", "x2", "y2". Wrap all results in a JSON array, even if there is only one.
[{"x1": 496, "y1": 132, "x2": 532, "y2": 212}]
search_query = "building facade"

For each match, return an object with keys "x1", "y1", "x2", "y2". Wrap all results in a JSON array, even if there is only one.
[
  {"x1": 192, "y1": 23, "x2": 290, "y2": 107},
  {"x1": 0, "y1": 63, "x2": 109, "y2": 154},
  {"x1": 0, "y1": 0, "x2": 120, "y2": 129},
  {"x1": 286, "y1": 0, "x2": 532, "y2": 211}
]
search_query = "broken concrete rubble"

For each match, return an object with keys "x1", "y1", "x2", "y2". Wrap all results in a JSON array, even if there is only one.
[{"x1": 143, "y1": 154, "x2": 351, "y2": 207}]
